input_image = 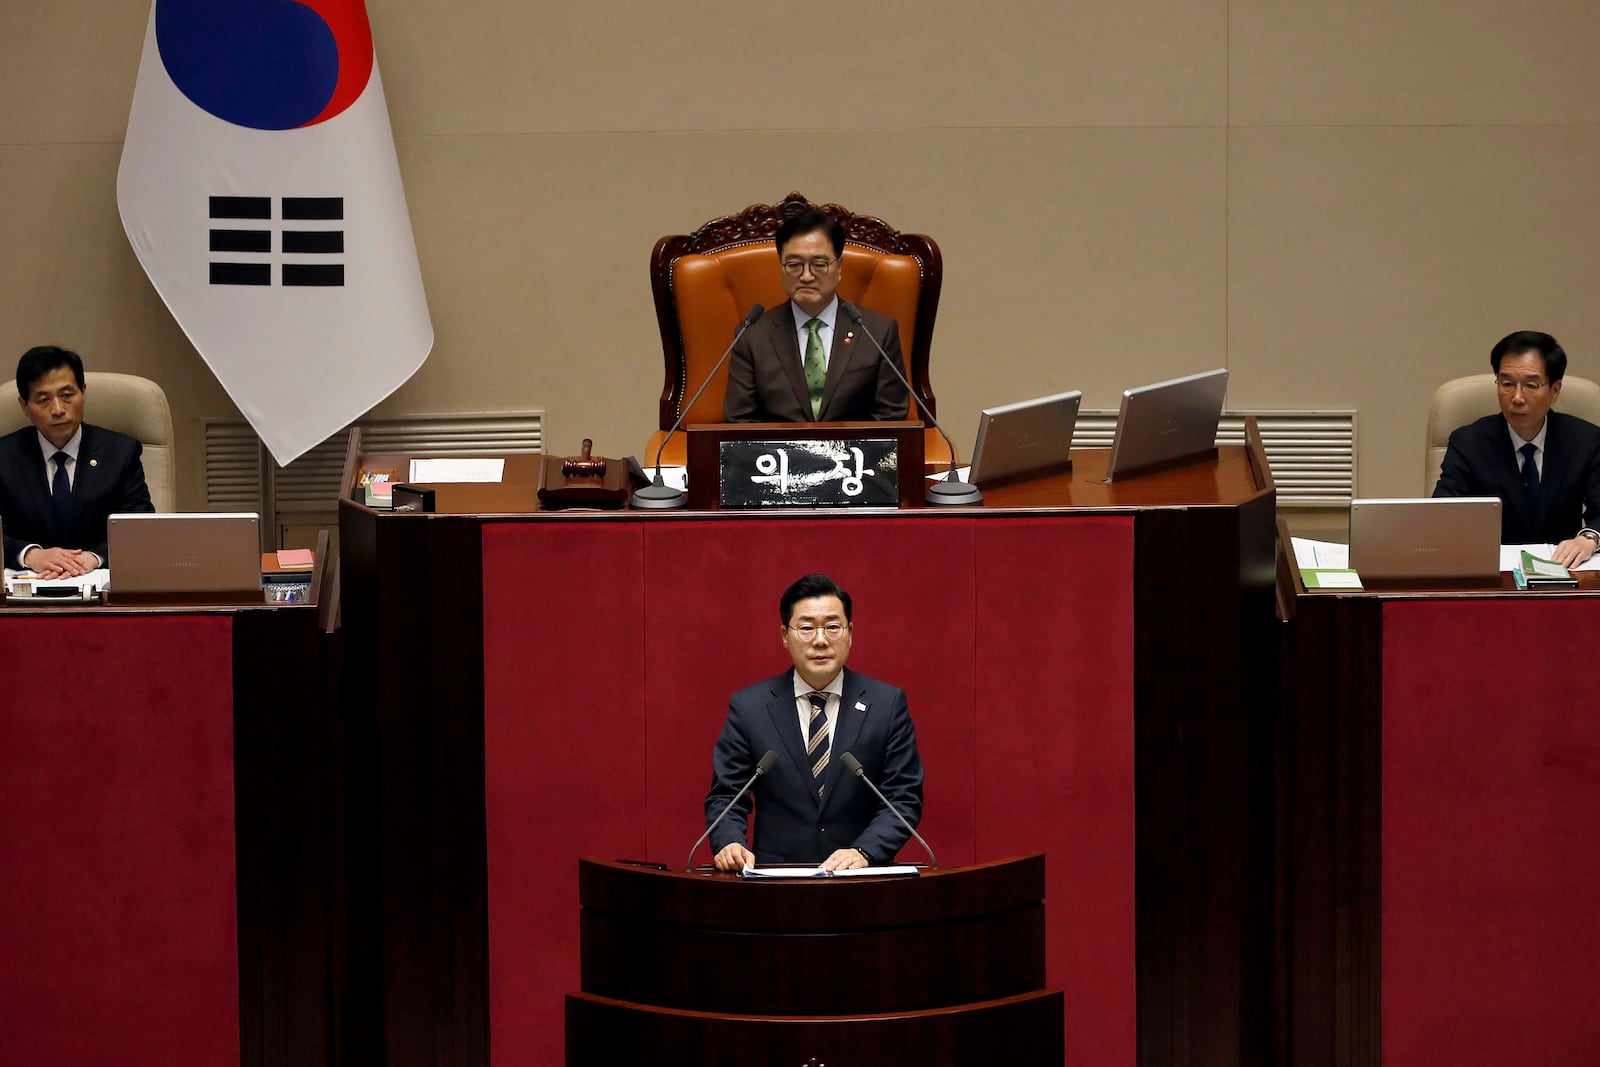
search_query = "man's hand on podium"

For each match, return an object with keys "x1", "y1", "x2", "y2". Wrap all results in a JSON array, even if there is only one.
[
  {"x1": 820, "y1": 848, "x2": 868, "y2": 872},
  {"x1": 714, "y1": 842, "x2": 755, "y2": 871}
]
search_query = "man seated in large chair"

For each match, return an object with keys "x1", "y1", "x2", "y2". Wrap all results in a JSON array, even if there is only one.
[
  {"x1": 1433, "y1": 329, "x2": 1600, "y2": 567},
  {"x1": 723, "y1": 209, "x2": 909, "y2": 424},
  {"x1": 647, "y1": 192, "x2": 947, "y2": 468}
]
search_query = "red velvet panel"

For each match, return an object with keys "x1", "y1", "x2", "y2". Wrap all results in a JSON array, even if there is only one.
[
  {"x1": 975, "y1": 517, "x2": 1137, "y2": 1067},
  {"x1": 0, "y1": 615, "x2": 239, "y2": 1065},
  {"x1": 481, "y1": 515, "x2": 1138, "y2": 1067},
  {"x1": 1382, "y1": 599, "x2": 1600, "y2": 1064},
  {"x1": 482, "y1": 522, "x2": 649, "y2": 1067}
]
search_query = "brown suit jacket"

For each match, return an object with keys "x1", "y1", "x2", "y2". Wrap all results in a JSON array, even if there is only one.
[{"x1": 722, "y1": 301, "x2": 911, "y2": 422}]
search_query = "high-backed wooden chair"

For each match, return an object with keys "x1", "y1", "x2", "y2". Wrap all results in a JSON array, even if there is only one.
[
  {"x1": 1424, "y1": 373, "x2": 1600, "y2": 494},
  {"x1": 1, "y1": 371, "x2": 176, "y2": 511},
  {"x1": 647, "y1": 192, "x2": 948, "y2": 468}
]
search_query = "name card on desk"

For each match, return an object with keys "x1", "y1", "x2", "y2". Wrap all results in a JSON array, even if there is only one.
[{"x1": 719, "y1": 439, "x2": 901, "y2": 508}]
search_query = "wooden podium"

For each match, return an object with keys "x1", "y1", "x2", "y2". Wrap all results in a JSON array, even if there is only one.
[{"x1": 565, "y1": 855, "x2": 1062, "y2": 1065}]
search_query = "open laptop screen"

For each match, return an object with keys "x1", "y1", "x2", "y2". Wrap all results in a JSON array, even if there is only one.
[
  {"x1": 969, "y1": 390, "x2": 1081, "y2": 487},
  {"x1": 108, "y1": 512, "x2": 262, "y2": 597},
  {"x1": 1349, "y1": 497, "x2": 1501, "y2": 580},
  {"x1": 1105, "y1": 368, "x2": 1228, "y2": 481}
]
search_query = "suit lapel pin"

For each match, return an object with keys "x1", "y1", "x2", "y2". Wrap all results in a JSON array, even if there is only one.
[
  {"x1": 844, "y1": 332, "x2": 854, "y2": 345},
  {"x1": 89, "y1": 459, "x2": 98, "y2": 467},
  {"x1": 854, "y1": 701, "x2": 867, "y2": 712}
]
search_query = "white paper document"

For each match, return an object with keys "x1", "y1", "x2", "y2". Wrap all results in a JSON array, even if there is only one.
[
  {"x1": 1501, "y1": 543, "x2": 1600, "y2": 572},
  {"x1": 1291, "y1": 537, "x2": 1349, "y2": 570},
  {"x1": 409, "y1": 457, "x2": 505, "y2": 483},
  {"x1": 925, "y1": 467, "x2": 972, "y2": 484},
  {"x1": 738, "y1": 864, "x2": 921, "y2": 879}
]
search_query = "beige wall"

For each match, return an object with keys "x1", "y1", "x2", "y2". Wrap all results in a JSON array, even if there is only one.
[{"x1": 2, "y1": 1, "x2": 1597, "y2": 509}]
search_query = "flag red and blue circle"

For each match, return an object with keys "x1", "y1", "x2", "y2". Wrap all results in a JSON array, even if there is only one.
[{"x1": 156, "y1": 0, "x2": 373, "y2": 130}]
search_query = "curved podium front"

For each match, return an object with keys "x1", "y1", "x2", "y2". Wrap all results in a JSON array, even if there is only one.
[{"x1": 565, "y1": 855, "x2": 1062, "y2": 1064}]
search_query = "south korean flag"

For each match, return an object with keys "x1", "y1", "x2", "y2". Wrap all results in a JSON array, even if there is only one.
[{"x1": 118, "y1": 0, "x2": 433, "y2": 466}]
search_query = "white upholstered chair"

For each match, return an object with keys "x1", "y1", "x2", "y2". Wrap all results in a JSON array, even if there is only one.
[
  {"x1": 1, "y1": 371, "x2": 176, "y2": 512},
  {"x1": 1424, "y1": 373, "x2": 1600, "y2": 494}
]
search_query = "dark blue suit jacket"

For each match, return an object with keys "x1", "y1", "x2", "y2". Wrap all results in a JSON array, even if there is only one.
[
  {"x1": 0, "y1": 424, "x2": 154, "y2": 569},
  {"x1": 705, "y1": 667, "x2": 924, "y2": 866},
  {"x1": 1433, "y1": 411, "x2": 1600, "y2": 544}
]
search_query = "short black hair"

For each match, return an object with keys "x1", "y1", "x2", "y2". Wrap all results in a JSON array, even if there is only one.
[
  {"x1": 775, "y1": 209, "x2": 846, "y2": 259},
  {"x1": 1490, "y1": 330, "x2": 1566, "y2": 382},
  {"x1": 780, "y1": 573, "x2": 853, "y2": 625},
  {"x1": 16, "y1": 345, "x2": 86, "y2": 399}
]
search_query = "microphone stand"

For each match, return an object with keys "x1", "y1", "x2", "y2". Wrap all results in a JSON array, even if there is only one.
[
  {"x1": 632, "y1": 304, "x2": 765, "y2": 510},
  {"x1": 839, "y1": 301, "x2": 981, "y2": 506}
]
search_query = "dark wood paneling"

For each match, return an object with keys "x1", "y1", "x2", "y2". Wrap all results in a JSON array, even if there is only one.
[
  {"x1": 1132, "y1": 493, "x2": 1277, "y2": 1067},
  {"x1": 233, "y1": 608, "x2": 344, "y2": 1067},
  {"x1": 339, "y1": 503, "x2": 490, "y2": 1067},
  {"x1": 1280, "y1": 592, "x2": 1385, "y2": 1067}
]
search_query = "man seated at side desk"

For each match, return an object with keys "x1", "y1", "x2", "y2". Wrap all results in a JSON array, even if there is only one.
[
  {"x1": 722, "y1": 209, "x2": 911, "y2": 424},
  {"x1": 1434, "y1": 330, "x2": 1600, "y2": 567},
  {"x1": 1, "y1": 346, "x2": 154, "y2": 576},
  {"x1": 706, "y1": 573, "x2": 924, "y2": 872}
]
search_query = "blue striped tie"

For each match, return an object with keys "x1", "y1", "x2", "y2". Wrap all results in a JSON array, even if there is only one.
[{"x1": 806, "y1": 692, "x2": 829, "y2": 800}]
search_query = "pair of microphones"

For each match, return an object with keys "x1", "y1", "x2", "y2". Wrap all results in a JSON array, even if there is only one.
[
  {"x1": 684, "y1": 748, "x2": 938, "y2": 872},
  {"x1": 631, "y1": 300, "x2": 981, "y2": 509}
]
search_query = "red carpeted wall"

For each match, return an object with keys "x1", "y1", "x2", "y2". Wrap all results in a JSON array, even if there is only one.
[
  {"x1": 0, "y1": 614, "x2": 240, "y2": 1064},
  {"x1": 1382, "y1": 599, "x2": 1600, "y2": 1063},
  {"x1": 482, "y1": 515, "x2": 1136, "y2": 1066}
]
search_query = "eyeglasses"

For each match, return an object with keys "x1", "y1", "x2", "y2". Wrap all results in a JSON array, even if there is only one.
[
  {"x1": 1496, "y1": 378, "x2": 1548, "y2": 395},
  {"x1": 787, "y1": 623, "x2": 849, "y2": 641},
  {"x1": 781, "y1": 257, "x2": 838, "y2": 277}
]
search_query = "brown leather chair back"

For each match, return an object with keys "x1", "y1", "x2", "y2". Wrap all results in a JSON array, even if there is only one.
[{"x1": 651, "y1": 193, "x2": 942, "y2": 430}]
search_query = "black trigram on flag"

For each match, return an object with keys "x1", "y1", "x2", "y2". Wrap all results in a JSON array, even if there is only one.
[{"x1": 208, "y1": 196, "x2": 346, "y2": 286}]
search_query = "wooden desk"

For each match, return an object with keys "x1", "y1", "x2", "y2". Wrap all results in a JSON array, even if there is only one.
[
  {"x1": 0, "y1": 603, "x2": 342, "y2": 1067},
  {"x1": 1276, "y1": 540, "x2": 1600, "y2": 1066},
  {"x1": 339, "y1": 439, "x2": 1277, "y2": 1067}
]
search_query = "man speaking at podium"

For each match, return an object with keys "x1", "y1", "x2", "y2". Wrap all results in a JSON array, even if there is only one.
[
  {"x1": 721, "y1": 210, "x2": 911, "y2": 423},
  {"x1": 2, "y1": 346, "x2": 154, "y2": 576},
  {"x1": 705, "y1": 573, "x2": 924, "y2": 872}
]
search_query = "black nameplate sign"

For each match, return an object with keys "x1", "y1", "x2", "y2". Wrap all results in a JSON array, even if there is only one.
[{"x1": 719, "y1": 438, "x2": 901, "y2": 508}]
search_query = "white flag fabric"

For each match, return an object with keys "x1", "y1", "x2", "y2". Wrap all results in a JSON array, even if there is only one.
[{"x1": 117, "y1": 0, "x2": 432, "y2": 466}]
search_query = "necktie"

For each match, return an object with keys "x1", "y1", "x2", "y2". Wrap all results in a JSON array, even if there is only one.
[
  {"x1": 1520, "y1": 442, "x2": 1541, "y2": 509},
  {"x1": 803, "y1": 318, "x2": 827, "y2": 419},
  {"x1": 51, "y1": 451, "x2": 72, "y2": 529},
  {"x1": 806, "y1": 692, "x2": 829, "y2": 800}
]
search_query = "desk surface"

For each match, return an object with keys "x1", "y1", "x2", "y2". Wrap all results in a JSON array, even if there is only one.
[{"x1": 352, "y1": 445, "x2": 1269, "y2": 517}]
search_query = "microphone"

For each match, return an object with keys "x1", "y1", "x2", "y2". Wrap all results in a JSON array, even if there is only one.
[
  {"x1": 633, "y1": 303, "x2": 766, "y2": 509},
  {"x1": 837, "y1": 301, "x2": 981, "y2": 506},
  {"x1": 840, "y1": 750, "x2": 937, "y2": 869},
  {"x1": 684, "y1": 749, "x2": 778, "y2": 871}
]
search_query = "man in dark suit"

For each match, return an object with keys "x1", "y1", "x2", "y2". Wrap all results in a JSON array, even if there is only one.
[
  {"x1": 1434, "y1": 330, "x2": 1600, "y2": 566},
  {"x1": 2, "y1": 345, "x2": 154, "y2": 575},
  {"x1": 705, "y1": 573, "x2": 924, "y2": 872},
  {"x1": 722, "y1": 210, "x2": 911, "y2": 423}
]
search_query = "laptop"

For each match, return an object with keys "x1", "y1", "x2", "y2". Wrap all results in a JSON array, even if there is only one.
[
  {"x1": 108, "y1": 512, "x2": 263, "y2": 600},
  {"x1": 1105, "y1": 368, "x2": 1229, "y2": 481},
  {"x1": 1349, "y1": 497, "x2": 1501, "y2": 581},
  {"x1": 969, "y1": 390, "x2": 1082, "y2": 487}
]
